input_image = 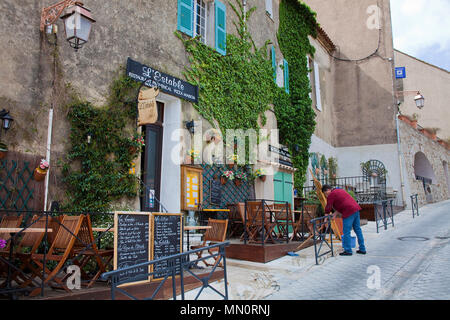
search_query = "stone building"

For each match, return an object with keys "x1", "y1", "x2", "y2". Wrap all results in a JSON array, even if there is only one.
[{"x1": 302, "y1": 0, "x2": 450, "y2": 208}]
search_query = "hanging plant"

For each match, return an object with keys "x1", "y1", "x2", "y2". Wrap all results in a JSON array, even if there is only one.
[{"x1": 33, "y1": 159, "x2": 49, "y2": 182}]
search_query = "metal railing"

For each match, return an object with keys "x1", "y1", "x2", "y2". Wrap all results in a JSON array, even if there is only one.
[
  {"x1": 411, "y1": 194, "x2": 419, "y2": 218},
  {"x1": 311, "y1": 216, "x2": 334, "y2": 265},
  {"x1": 374, "y1": 199, "x2": 394, "y2": 233},
  {"x1": 303, "y1": 175, "x2": 388, "y2": 204},
  {"x1": 101, "y1": 242, "x2": 229, "y2": 300},
  {"x1": 0, "y1": 209, "x2": 114, "y2": 299}
]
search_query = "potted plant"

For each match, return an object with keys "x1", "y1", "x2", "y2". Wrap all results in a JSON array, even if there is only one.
[
  {"x1": 254, "y1": 168, "x2": 266, "y2": 182},
  {"x1": 424, "y1": 127, "x2": 439, "y2": 140},
  {"x1": 227, "y1": 153, "x2": 239, "y2": 168},
  {"x1": 0, "y1": 142, "x2": 7, "y2": 159},
  {"x1": 33, "y1": 159, "x2": 49, "y2": 181},
  {"x1": 129, "y1": 133, "x2": 145, "y2": 154},
  {"x1": 410, "y1": 113, "x2": 419, "y2": 128},
  {"x1": 221, "y1": 170, "x2": 234, "y2": 185},
  {"x1": 234, "y1": 171, "x2": 247, "y2": 186},
  {"x1": 186, "y1": 149, "x2": 201, "y2": 164}
]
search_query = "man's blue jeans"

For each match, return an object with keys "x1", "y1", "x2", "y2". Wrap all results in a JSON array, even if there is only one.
[{"x1": 342, "y1": 211, "x2": 366, "y2": 253}]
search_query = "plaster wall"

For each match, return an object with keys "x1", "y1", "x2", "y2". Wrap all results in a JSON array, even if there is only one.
[
  {"x1": 303, "y1": 0, "x2": 397, "y2": 147},
  {"x1": 394, "y1": 50, "x2": 450, "y2": 141}
]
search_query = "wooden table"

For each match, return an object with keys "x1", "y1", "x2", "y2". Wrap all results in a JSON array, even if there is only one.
[
  {"x1": 0, "y1": 227, "x2": 53, "y2": 299},
  {"x1": 199, "y1": 208, "x2": 230, "y2": 225}
]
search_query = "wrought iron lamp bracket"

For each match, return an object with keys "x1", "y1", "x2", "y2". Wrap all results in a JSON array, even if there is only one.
[{"x1": 40, "y1": 0, "x2": 78, "y2": 32}]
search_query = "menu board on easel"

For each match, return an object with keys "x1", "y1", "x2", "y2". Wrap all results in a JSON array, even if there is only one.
[
  {"x1": 151, "y1": 213, "x2": 183, "y2": 280},
  {"x1": 181, "y1": 165, "x2": 203, "y2": 211},
  {"x1": 114, "y1": 211, "x2": 152, "y2": 286}
]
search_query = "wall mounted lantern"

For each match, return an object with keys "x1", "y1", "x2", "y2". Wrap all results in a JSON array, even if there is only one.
[
  {"x1": 185, "y1": 120, "x2": 196, "y2": 134},
  {"x1": 0, "y1": 110, "x2": 14, "y2": 132},
  {"x1": 40, "y1": 1, "x2": 96, "y2": 51},
  {"x1": 396, "y1": 90, "x2": 425, "y2": 110}
]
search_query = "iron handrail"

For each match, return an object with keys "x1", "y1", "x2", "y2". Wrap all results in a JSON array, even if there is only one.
[
  {"x1": 410, "y1": 194, "x2": 419, "y2": 218},
  {"x1": 311, "y1": 215, "x2": 334, "y2": 265},
  {"x1": 374, "y1": 199, "x2": 394, "y2": 233},
  {"x1": 101, "y1": 242, "x2": 230, "y2": 300}
]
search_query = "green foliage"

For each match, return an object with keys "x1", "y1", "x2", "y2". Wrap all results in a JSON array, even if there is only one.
[
  {"x1": 62, "y1": 74, "x2": 142, "y2": 213},
  {"x1": 176, "y1": 0, "x2": 276, "y2": 135},
  {"x1": 275, "y1": 0, "x2": 318, "y2": 189}
]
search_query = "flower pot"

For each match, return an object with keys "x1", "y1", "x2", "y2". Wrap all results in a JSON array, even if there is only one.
[
  {"x1": 220, "y1": 176, "x2": 228, "y2": 185},
  {"x1": 227, "y1": 163, "x2": 234, "y2": 169},
  {"x1": 410, "y1": 120, "x2": 418, "y2": 129},
  {"x1": 234, "y1": 178, "x2": 242, "y2": 187},
  {"x1": 259, "y1": 175, "x2": 266, "y2": 182},
  {"x1": 0, "y1": 150, "x2": 6, "y2": 159},
  {"x1": 129, "y1": 146, "x2": 138, "y2": 154},
  {"x1": 33, "y1": 167, "x2": 47, "y2": 181}
]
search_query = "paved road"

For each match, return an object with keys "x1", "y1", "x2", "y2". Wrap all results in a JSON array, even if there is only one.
[{"x1": 266, "y1": 200, "x2": 450, "y2": 300}]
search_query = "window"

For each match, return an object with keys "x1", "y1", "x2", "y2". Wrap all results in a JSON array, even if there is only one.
[
  {"x1": 194, "y1": 0, "x2": 207, "y2": 43},
  {"x1": 265, "y1": 0, "x2": 273, "y2": 19},
  {"x1": 177, "y1": 0, "x2": 227, "y2": 55},
  {"x1": 313, "y1": 61, "x2": 322, "y2": 111}
]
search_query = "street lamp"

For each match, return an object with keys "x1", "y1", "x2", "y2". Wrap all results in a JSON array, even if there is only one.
[
  {"x1": 414, "y1": 92, "x2": 425, "y2": 109},
  {"x1": 395, "y1": 91, "x2": 425, "y2": 110},
  {"x1": 0, "y1": 109, "x2": 14, "y2": 132},
  {"x1": 40, "y1": 1, "x2": 95, "y2": 51}
]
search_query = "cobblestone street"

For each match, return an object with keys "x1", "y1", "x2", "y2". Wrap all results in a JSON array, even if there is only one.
[{"x1": 267, "y1": 200, "x2": 450, "y2": 300}]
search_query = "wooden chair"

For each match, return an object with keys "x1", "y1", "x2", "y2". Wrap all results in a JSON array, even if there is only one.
[
  {"x1": 71, "y1": 214, "x2": 113, "y2": 288},
  {"x1": 0, "y1": 215, "x2": 24, "y2": 251},
  {"x1": 226, "y1": 203, "x2": 243, "y2": 238},
  {"x1": 28, "y1": 215, "x2": 84, "y2": 297},
  {"x1": 291, "y1": 204, "x2": 317, "y2": 241},
  {"x1": 191, "y1": 218, "x2": 228, "y2": 268},
  {"x1": 0, "y1": 215, "x2": 48, "y2": 288},
  {"x1": 245, "y1": 201, "x2": 277, "y2": 244},
  {"x1": 271, "y1": 203, "x2": 294, "y2": 240}
]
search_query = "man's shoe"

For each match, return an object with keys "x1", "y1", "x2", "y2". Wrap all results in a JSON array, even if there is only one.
[
  {"x1": 339, "y1": 251, "x2": 352, "y2": 256},
  {"x1": 356, "y1": 250, "x2": 367, "y2": 255}
]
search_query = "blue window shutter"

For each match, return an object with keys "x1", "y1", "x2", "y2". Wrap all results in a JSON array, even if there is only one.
[
  {"x1": 177, "y1": 0, "x2": 194, "y2": 37},
  {"x1": 215, "y1": 0, "x2": 227, "y2": 55},
  {"x1": 283, "y1": 59, "x2": 289, "y2": 94},
  {"x1": 271, "y1": 46, "x2": 276, "y2": 82}
]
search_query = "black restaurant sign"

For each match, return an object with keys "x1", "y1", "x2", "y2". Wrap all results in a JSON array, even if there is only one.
[{"x1": 126, "y1": 58, "x2": 199, "y2": 103}]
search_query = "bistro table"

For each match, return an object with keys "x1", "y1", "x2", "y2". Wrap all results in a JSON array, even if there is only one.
[
  {"x1": 0, "y1": 228, "x2": 53, "y2": 299},
  {"x1": 199, "y1": 208, "x2": 230, "y2": 225}
]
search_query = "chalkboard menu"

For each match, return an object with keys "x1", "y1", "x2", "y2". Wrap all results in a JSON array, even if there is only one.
[
  {"x1": 151, "y1": 213, "x2": 183, "y2": 279},
  {"x1": 210, "y1": 179, "x2": 222, "y2": 206},
  {"x1": 114, "y1": 212, "x2": 152, "y2": 285}
]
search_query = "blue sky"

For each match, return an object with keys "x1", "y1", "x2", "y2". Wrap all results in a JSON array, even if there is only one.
[{"x1": 390, "y1": 0, "x2": 450, "y2": 71}]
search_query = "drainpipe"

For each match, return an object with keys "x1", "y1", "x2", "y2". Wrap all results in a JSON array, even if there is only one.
[
  {"x1": 44, "y1": 107, "x2": 53, "y2": 211},
  {"x1": 243, "y1": 0, "x2": 246, "y2": 26},
  {"x1": 395, "y1": 109, "x2": 407, "y2": 207}
]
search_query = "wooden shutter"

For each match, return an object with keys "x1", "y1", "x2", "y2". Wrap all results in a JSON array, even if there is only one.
[
  {"x1": 283, "y1": 59, "x2": 289, "y2": 94},
  {"x1": 215, "y1": 0, "x2": 227, "y2": 55},
  {"x1": 177, "y1": 0, "x2": 194, "y2": 37}
]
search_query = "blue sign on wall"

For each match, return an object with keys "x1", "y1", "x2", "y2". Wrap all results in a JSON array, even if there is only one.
[{"x1": 395, "y1": 67, "x2": 406, "y2": 79}]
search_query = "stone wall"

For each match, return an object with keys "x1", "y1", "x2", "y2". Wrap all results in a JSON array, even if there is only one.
[{"x1": 399, "y1": 119, "x2": 450, "y2": 207}]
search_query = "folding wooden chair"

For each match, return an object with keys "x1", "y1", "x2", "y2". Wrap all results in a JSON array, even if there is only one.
[
  {"x1": 226, "y1": 203, "x2": 244, "y2": 238},
  {"x1": 28, "y1": 215, "x2": 84, "y2": 297},
  {"x1": 0, "y1": 215, "x2": 23, "y2": 275},
  {"x1": 271, "y1": 203, "x2": 294, "y2": 240},
  {"x1": 71, "y1": 214, "x2": 113, "y2": 288},
  {"x1": 245, "y1": 201, "x2": 277, "y2": 244},
  {"x1": 0, "y1": 215, "x2": 47, "y2": 288},
  {"x1": 191, "y1": 218, "x2": 228, "y2": 268},
  {"x1": 0, "y1": 215, "x2": 24, "y2": 251}
]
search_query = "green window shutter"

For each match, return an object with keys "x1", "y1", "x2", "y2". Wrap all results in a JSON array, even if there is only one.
[
  {"x1": 283, "y1": 59, "x2": 289, "y2": 94},
  {"x1": 274, "y1": 172, "x2": 284, "y2": 203},
  {"x1": 177, "y1": 0, "x2": 194, "y2": 37},
  {"x1": 283, "y1": 173, "x2": 293, "y2": 209},
  {"x1": 215, "y1": 0, "x2": 227, "y2": 55},
  {"x1": 271, "y1": 46, "x2": 276, "y2": 82}
]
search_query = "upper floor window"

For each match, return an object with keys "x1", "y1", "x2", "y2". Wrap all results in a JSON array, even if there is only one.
[
  {"x1": 177, "y1": 0, "x2": 227, "y2": 55},
  {"x1": 266, "y1": 0, "x2": 273, "y2": 19}
]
